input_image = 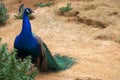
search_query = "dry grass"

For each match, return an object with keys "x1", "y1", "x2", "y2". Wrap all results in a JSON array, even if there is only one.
[{"x1": 0, "y1": 0, "x2": 120, "y2": 80}]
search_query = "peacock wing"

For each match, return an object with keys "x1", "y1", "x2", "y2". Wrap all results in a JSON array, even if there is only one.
[
  {"x1": 33, "y1": 34, "x2": 61, "y2": 72},
  {"x1": 33, "y1": 34, "x2": 47, "y2": 71}
]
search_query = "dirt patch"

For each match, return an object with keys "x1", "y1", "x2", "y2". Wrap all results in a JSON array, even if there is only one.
[
  {"x1": 56, "y1": 9, "x2": 79, "y2": 17},
  {"x1": 0, "y1": 22, "x2": 6, "y2": 26},
  {"x1": 83, "y1": 4, "x2": 97, "y2": 10},
  {"x1": 76, "y1": 16, "x2": 108, "y2": 28},
  {"x1": 75, "y1": 75, "x2": 103, "y2": 80}
]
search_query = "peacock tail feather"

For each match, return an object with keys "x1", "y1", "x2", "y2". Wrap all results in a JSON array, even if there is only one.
[{"x1": 39, "y1": 43, "x2": 75, "y2": 72}]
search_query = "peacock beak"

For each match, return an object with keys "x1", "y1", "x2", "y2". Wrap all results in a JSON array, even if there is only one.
[
  {"x1": 32, "y1": 11, "x2": 35, "y2": 13},
  {"x1": 31, "y1": 10, "x2": 34, "y2": 13}
]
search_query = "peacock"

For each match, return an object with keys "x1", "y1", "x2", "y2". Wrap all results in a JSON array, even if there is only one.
[{"x1": 14, "y1": 4, "x2": 75, "y2": 72}]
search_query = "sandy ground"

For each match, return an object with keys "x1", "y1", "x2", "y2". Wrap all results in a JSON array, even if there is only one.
[{"x1": 0, "y1": 0, "x2": 120, "y2": 80}]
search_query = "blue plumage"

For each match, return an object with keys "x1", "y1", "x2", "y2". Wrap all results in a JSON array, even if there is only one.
[
  {"x1": 14, "y1": 8, "x2": 41, "y2": 63},
  {"x1": 14, "y1": 4, "x2": 75, "y2": 72}
]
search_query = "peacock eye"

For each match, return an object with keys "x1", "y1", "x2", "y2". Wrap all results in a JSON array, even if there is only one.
[{"x1": 26, "y1": 9, "x2": 30, "y2": 13}]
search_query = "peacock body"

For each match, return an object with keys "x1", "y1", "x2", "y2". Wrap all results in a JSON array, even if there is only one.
[{"x1": 14, "y1": 4, "x2": 75, "y2": 72}]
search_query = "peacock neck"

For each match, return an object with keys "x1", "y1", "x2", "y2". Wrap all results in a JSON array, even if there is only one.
[{"x1": 19, "y1": 13, "x2": 33, "y2": 39}]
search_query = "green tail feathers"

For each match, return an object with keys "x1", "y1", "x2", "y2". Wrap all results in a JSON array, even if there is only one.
[
  {"x1": 40, "y1": 43, "x2": 75, "y2": 72},
  {"x1": 53, "y1": 54, "x2": 75, "y2": 70}
]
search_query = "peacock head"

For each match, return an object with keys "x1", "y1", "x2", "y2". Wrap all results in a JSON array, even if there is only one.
[
  {"x1": 24, "y1": 8, "x2": 34, "y2": 15},
  {"x1": 19, "y1": 4, "x2": 34, "y2": 15}
]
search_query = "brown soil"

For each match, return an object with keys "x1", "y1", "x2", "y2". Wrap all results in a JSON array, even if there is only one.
[{"x1": 0, "y1": 0, "x2": 120, "y2": 80}]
